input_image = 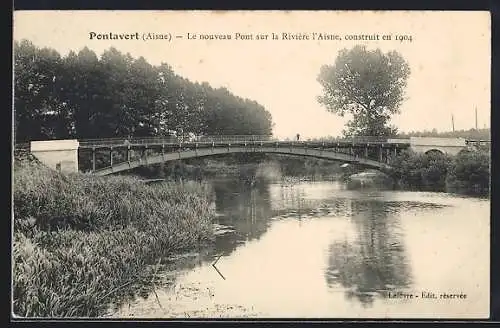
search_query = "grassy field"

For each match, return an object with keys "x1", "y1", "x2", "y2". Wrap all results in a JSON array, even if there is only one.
[{"x1": 13, "y1": 156, "x2": 216, "y2": 317}]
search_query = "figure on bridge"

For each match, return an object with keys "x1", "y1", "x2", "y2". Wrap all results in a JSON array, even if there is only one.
[{"x1": 296, "y1": 133, "x2": 300, "y2": 142}]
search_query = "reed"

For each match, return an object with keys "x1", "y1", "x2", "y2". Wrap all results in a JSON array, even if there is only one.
[{"x1": 13, "y1": 160, "x2": 215, "y2": 317}]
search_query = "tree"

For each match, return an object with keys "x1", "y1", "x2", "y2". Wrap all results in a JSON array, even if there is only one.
[
  {"x1": 14, "y1": 40, "x2": 74, "y2": 141},
  {"x1": 61, "y1": 47, "x2": 104, "y2": 139},
  {"x1": 317, "y1": 45, "x2": 410, "y2": 137}
]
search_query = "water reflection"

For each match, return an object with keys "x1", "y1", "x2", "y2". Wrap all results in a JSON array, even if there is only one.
[
  {"x1": 272, "y1": 183, "x2": 344, "y2": 220},
  {"x1": 235, "y1": 181, "x2": 415, "y2": 308},
  {"x1": 108, "y1": 178, "x2": 490, "y2": 318},
  {"x1": 325, "y1": 198, "x2": 412, "y2": 307},
  {"x1": 212, "y1": 179, "x2": 273, "y2": 255}
]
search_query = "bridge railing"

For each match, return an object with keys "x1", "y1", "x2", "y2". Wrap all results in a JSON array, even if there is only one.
[
  {"x1": 192, "y1": 135, "x2": 278, "y2": 143},
  {"x1": 77, "y1": 135, "x2": 417, "y2": 148},
  {"x1": 465, "y1": 139, "x2": 491, "y2": 144},
  {"x1": 18, "y1": 136, "x2": 490, "y2": 149},
  {"x1": 14, "y1": 142, "x2": 31, "y2": 150},
  {"x1": 26, "y1": 135, "x2": 416, "y2": 149},
  {"x1": 78, "y1": 135, "x2": 279, "y2": 147},
  {"x1": 306, "y1": 136, "x2": 399, "y2": 143}
]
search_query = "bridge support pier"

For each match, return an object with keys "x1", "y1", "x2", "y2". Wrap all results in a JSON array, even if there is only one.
[
  {"x1": 127, "y1": 146, "x2": 131, "y2": 162},
  {"x1": 110, "y1": 147, "x2": 113, "y2": 167},
  {"x1": 378, "y1": 146, "x2": 383, "y2": 162}
]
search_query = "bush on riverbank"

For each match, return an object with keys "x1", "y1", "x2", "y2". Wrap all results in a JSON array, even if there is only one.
[
  {"x1": 389, "y1": 149, "x2": 490, "y2": 195},
  {"x1": 390, "y1": 150, "x2": 452, "y2": 192},
  {"x1": 446, "y1": 150, "x2": 490, "y2": 195},
  {"x1": 13, "y1": 159, "x2": 215, "y2": 317}
]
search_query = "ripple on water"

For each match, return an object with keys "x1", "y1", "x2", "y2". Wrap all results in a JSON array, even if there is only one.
[{"x1": 213, "y1": 223, "x2": 236, "y2": 236}]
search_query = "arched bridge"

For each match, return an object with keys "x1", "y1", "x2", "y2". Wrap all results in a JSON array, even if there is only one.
[
  {"x1": 94, "y1": 145, "x2": 397, "y2": 176},
  {"x1": 83, "y1": 136, "x2": 410, "y2": 175},
  {"x1": 24, "y1": 135, "x2": 486, "y2": 175}
]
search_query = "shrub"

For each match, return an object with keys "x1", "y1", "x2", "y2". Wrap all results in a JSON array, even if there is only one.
[
  {"x1": 446, "y1": 150, "x2": 490, "y2": 195},
  {"x1": 390, "y1": 150, "x2": 452, "y2": 191}
]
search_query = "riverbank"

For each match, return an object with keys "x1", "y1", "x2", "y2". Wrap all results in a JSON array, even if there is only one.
[
  {"x1": 342, "y1": 149, "x2": 490, "y2": 196},
  {"x1": 13, "y1": 156, "x2": 216, "y2": 317},
  {"x1": 391, "y1": 149, "x2": 490, "y2": 196}
]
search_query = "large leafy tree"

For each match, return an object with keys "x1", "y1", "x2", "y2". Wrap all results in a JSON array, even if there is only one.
[{"x1": 317, "y1": 45, "x2": 410, "y2": 137}]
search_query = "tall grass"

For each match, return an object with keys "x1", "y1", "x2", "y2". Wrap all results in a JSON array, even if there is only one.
[{"x1": 13, "y1": 159, "x2": 215, "y2": 317}]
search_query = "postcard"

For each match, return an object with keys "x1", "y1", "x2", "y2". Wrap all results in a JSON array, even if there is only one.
[{"x1": 12, "y1": 10, "x2": 491, "y2": 319}]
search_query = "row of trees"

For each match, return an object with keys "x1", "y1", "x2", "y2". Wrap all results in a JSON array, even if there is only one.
[
  {"x1": 397, "y1": 128, "x2": 490, "y2": 140},
  {"x1": 14, "y1": 39, "x2": 274, "y2": 142}
]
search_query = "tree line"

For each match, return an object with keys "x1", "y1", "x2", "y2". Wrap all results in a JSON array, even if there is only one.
[
  {"x1": 14, "y1": 39, "x2": 274, "y2": 143},
  {"x1": 396, "y1": 128, "x2": 490, "y2": 140}
]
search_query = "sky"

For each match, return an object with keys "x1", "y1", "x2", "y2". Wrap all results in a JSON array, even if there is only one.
[{"x1": 13, "y1": 11, "x2": 491, "y2": 139}]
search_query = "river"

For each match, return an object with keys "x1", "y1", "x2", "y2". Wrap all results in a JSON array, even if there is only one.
[{"x1": 107, "y1": 178, "x2": 490, "y2": 319}]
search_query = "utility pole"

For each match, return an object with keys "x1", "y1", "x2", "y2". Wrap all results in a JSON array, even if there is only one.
[
  {"x1": 475, "y1": 106, "x2": 478, "y2": 130},
  {"x1": 451, "y1": 114, "x2": 455, "y2": 132}
]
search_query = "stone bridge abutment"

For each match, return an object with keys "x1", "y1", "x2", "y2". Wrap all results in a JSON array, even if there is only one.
[
  {"x1": 29, "y1": 140, "x2": 80, "y2": 173},
  {"x1": 409, "y1": 137, "x2": 468, "y2": 156}
]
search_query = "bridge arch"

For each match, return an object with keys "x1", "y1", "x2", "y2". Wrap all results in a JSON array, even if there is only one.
[
  {"x1": 424, "y1": 149, "x2": 445, "y2": 156},
  {"x1": 92, "y1": 146, "x2": 393, "y2": 176},
  {"x1": 457, "y1": 148, "x2": 472, "y2": 155}
]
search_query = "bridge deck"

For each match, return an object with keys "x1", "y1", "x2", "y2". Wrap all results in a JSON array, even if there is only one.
[{"x1": 78, "y1": 136, "x2": 412, "y2": 149}]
